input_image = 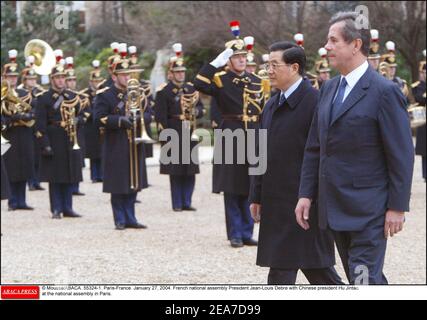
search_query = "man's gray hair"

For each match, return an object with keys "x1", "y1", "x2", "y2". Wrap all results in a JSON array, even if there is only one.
[{"x1": 329, "y1": 11, "x2": 370, "y2": 57}]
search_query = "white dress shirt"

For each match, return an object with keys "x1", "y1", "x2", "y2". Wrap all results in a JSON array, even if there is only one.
[
  {"x1": 281, "y1": 77, "x2": 303, "y2": 100},
  {"x1": 334, "y1": 60, "x2": 369, "y2": 103}
]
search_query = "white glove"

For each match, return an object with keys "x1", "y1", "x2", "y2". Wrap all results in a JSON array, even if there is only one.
[{"x1": 210, "y1": 48, "x2": 234, "y2": 68}]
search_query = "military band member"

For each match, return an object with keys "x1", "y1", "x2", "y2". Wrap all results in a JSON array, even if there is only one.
[
  {"x1": 194, "y1": 21, "x2": 265, "y2": 248},
  {"x1": 2, "y1": 49, "x2": 35, "y2": 211},
  {"x1": 1, "y1": 155, "x2": 10, "y2": 201},
  {"x1": 314, "y1": 47, "x2": 330, "y2": 89},
  {"x1": 35, "y1": 53, "x2": 83, "y2": 219},
  {"x1": 94, "y1": 56, "x2": 149, "y2": 230},
  {"x1": 1, "y1": 117, "x2": 11, "y2": 201},
  {"x1": 84, "y1": 60, "x2": 105, "y2": 183},
  {"x1": 18, "y1": 55, "x2": 46, "y2": 191},
  {"x1": 155, "y1": 43, "x2": 204, "y2": 212},
  {"x1": 412, "y1": 52, "x2": 426, "y2": 181},
  {"x1": 368, "y1": 29, "x2": 381, "y2": 71},
  {"x1": 65, "y1": 56, "x2": 87, "y2": 196},
  {"x1": 382, "y1": 41, "x2": 410, "y2": 101},
  {"x1": 244, "y1": 36, "x2": 257, "y2": 74}
]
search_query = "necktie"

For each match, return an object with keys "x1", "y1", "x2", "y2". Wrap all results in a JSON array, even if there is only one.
[
  {"x1": 279, "y1": 92, "x2": 286, "y2": 106},
  {"x1": 330, "y1": 77, "x2": 347, "y2": 123}
]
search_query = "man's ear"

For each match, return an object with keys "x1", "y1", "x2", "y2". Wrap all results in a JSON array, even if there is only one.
[{"x1": 354, "y1": 38, "x2": 363, "y2": 53}]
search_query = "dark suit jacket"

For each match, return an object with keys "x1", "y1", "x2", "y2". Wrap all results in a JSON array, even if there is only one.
[
  {"x1": 299, "y1": 66, "x2": 414, "y2": 231},
  {"x1": 249, "y1": 78, "x2": 336, "y2": 269}
]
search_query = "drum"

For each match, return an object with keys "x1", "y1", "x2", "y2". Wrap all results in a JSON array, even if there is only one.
[{"x1": 408, "y1": 105, "x2": 426, "y2": 129}]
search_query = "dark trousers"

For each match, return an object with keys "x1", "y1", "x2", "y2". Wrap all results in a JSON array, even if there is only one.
[
  {"x1": 71, "y1": 182, "x2": 81, "y2": 193},
  {"x1": 332, "y1": 217, "x2": 388, "y2": 285},
  {"x1": 27, "y1": 161, "x2": 41, "y2": 188},
  {"x1": 169, "y1": 175, "x2": 195, "y2": 209},
  {"x1": 8, "y1": 181, "x2": 27, "y2": 208},
  {"x1": 90, "y1": 158, "x2": 103, "y2": 182},
  {"x1": 422, "y1": 156, "x2": 426, "y2": 180},
  {"x1": 268, "y1": 267, "x2": 344, "y2": 285},
  {"x1": 49, "y1": 183, "x2": 73, "y2": 214},
  {"x1": 223, "y1": 193, "x2": 254, "y2": 241},
  {"x1": 111, "y1": 193, "x2": 138, "y2": 227}
]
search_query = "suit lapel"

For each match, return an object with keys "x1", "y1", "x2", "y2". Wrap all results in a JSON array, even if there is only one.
[{"x1": 330, "y1": 67, "x2": 373, "y2": 126}]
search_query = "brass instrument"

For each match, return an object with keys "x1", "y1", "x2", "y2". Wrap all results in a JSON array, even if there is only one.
[
  {"x1": 180, "y1": 91, "x2": 201, "y2": 141},
  {"x1": 242, "y1": 85, "x2": 264, "y2": 130},
  {"x1": 60, "y1": 96, "x2": 80, "y2": 150},
  {"x1": 24, "y1": 39, "x2": 56, "y2": 76},
  {"x1": 125, "y1": 78, "x2": 155, "y2": 190},
  {"x1": 1, "y1": 81, "x2": 35, "y2": 127}
]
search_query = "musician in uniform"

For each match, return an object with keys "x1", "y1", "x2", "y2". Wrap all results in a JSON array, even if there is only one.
[
  {"x1": 155, "y1": 43, "x2": 204, "y2": 212},
  {"x1": 1, "y1": 117, "x2": 11, "y2": 201},
  {"x1": 17, "y1": 55, "x2": 46, "y2": 191},
  {"x1": 2, "y1": 49, "x2": 35, "y2": 211},
  {"x1": 64, "y1": 56, "x2": 88, "y2": 196},
  {"x1": 35, "y1": 57, "x2": 83, "y2": 219},
  {"x1": 194, "y1": 21, "x2": 266, "y2": 248},
  {"x1": 84, "y1": 60, "x2": 105, "y2": 183},
  {"x1": 368, "y1": 29, "x2": 381, "y2": 72},
  {"x1": 314, "y1": 47, "x2": 330, "y2": 89},
  {"x1": 381, "y1": 41, "x2": 410, "y2": 102},
  {"x1": 94, "y1": 57, "x2": 149, "y2": 230},
  {"x1": 412, "y1": 53, "x2": 426, "y2": 181}
]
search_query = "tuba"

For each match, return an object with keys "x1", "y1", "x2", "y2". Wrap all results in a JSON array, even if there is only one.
[
  {"x1": 24, "y1": 39, "x2": 56, "y2": 76},
  {"x1": 180, "y1": 91, "x2": 201, "y2": 141}
]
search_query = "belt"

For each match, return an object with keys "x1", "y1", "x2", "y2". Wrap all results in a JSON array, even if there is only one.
[
  {"x1": 222, "y1": 114, "x2": 259, "y2": 122},
  {"x1": 168, "y1": 114, "x2": 187, "y2": 120},
  {"x1": 48, "y1": 120, "x2": 65, "y2": 127}
]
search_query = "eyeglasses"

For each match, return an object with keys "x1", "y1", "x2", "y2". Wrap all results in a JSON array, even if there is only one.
[{"x1": 264, "y1": 63, "x2": 291, "y2": 71}]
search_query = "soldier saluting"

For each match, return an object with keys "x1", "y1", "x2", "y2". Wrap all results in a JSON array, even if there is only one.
[
  {"x1": 35, "y1": 49, "x2": 83, "y2": 219},
  {"x1": 194, "y1": 21, "x2": 267, "y2": 248}
]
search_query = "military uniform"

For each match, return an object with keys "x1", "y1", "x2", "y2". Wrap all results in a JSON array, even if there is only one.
[
  {"x1": 194, "y1": 25, "x2": 266, "y2": 245},
  {"x1": 17, "y1": 82, "x2": 46, "y2": 191},
  {"x1": 1, "y1": 156, "x2": 10, "y2": 200},
  {"x1": 93, "y1": 57, "x2": 149, "y2": 229},
  {"x1": 155, "y1": 80, "x2": 204, "y2": 210},
  {"x1": 1, "y1": 116, "x2": 11, "y2": 200},
  {"x1": 2, "y1": 55, "x2": 35, "y2": 210},
  {"x1": 35, "y1": 65, "x2": 84, "y2": 218},
  {"x1": 155, "y1": 44, "x2": 204, "y2": 211}
]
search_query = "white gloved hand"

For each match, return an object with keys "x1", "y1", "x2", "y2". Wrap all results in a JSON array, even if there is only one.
[{"x1": 210, "y1": 48, "x2": 234, "y2": 68}]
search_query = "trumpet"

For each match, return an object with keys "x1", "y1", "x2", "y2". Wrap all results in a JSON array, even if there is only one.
[
  {"x1": 125, "y1": 78, "x2": 155, "y2": 190},
  {"x1": 180, "y1": 91, "x2": 200, "y2": 141},
  {"x1": 60, "y1": 96, "x2": 80, "y2": 150}
]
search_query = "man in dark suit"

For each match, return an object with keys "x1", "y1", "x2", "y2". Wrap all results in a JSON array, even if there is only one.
[
  {"x1": 295, "y1": 12, "x2": 414, "y2": 285},
  {"x1": 249, "y1": 41, "x2": 342, "y2": 285}
]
